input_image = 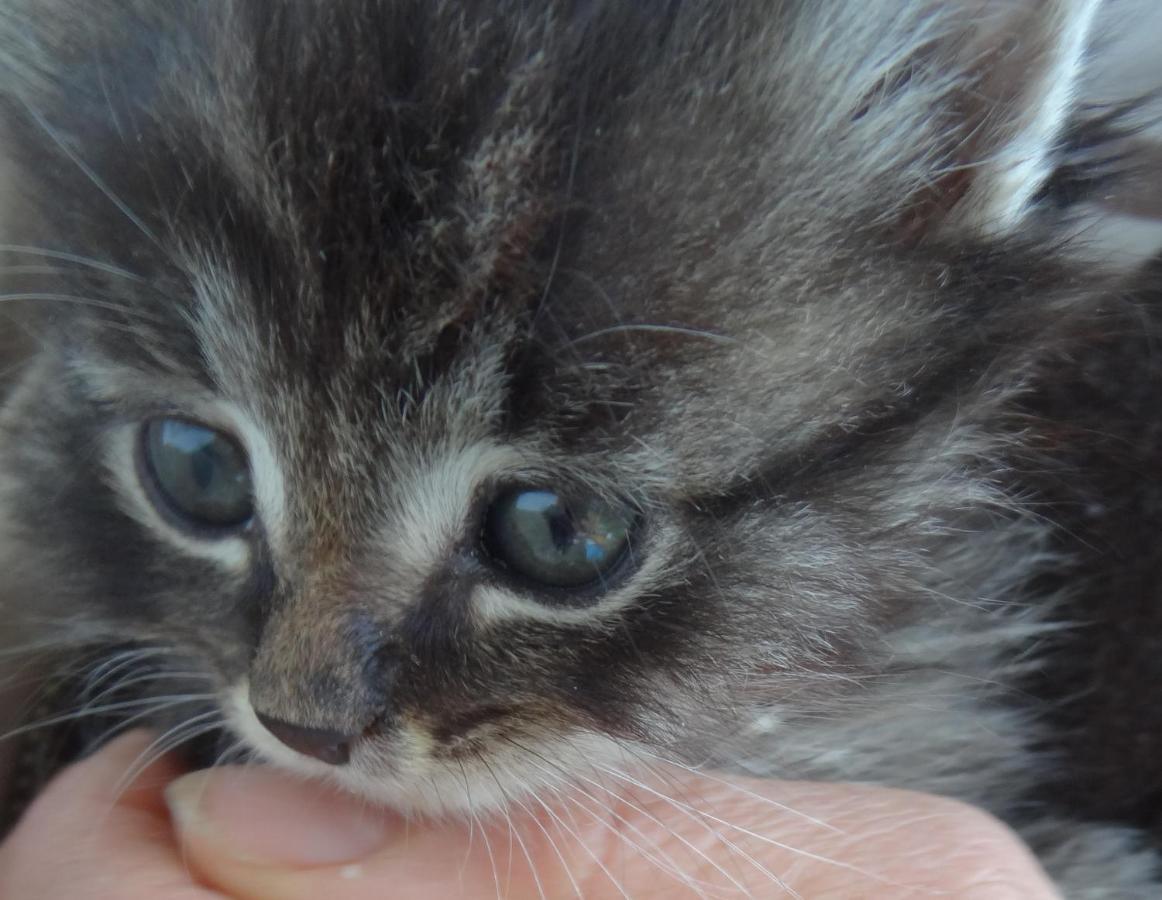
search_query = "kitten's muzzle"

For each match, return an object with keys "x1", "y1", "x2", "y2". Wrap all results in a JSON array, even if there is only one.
[{"x1": 254, "y1": 712, "x2": 356, "y2": 765}]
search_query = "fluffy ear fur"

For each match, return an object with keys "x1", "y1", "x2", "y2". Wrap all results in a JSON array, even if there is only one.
[
  {"x1": 747, "y1": 1, "x2": 1128, "y2": 254},
  {"x1": 841, "y1": 0, "x2": 1111, "y2": 241},
  {"x1": 946, "y1": 0, "x2": 1103, "y2": 234}
]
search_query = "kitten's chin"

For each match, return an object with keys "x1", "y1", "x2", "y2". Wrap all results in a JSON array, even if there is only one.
[{"x1": 221, "y1": 679, "x2": 638, "y2": 818}]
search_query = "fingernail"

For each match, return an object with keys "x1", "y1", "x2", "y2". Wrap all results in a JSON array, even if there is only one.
[{"x1": 166, "y1": 767, "x2": 396, "y2": 867}]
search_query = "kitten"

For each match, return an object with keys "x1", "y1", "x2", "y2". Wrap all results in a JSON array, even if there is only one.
[{"x1": 1, "y1": 1, "x2": 1160, "y2": 895}]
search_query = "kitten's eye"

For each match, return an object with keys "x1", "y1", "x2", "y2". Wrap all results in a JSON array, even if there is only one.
[
  {"x1": 142, "y1": 418, "x2": 253, "y2": 530},
  {"x1": 483, "y1": 488, "x2": 634, "y2": 589}
]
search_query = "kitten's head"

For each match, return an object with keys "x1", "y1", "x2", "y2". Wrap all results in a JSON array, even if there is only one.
[{"x1": 0, "y1": 0, "x2": 1141, "y2": 812}]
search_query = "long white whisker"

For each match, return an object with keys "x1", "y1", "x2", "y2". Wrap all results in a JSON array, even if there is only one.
[
  {"x1": 607, "y1": 762, "x2": 802, "y2": 899},
  {"x1": 499, "y1": 737, "x2": 720, "y2": 898},
  {"x1": 80, "y1": 648, "x2": 175, "y2": 696},
  {"x1": 454, "y1": 760, "x2": 480, "y2": 890},
  {"x1": 0, "y1": 292, "x2": 160, "y2": 322},
  {"x1": 0, "y1": 694, "x2": 216, "y2": 744},
  {"x1": 531, "y1": 88, "x2": 585, "y2": 327},
  {"x1": 477, "y1": 757, "x2": 546, "y2": 900},
  {"x1": 567, "y1": 323, "x2": 738, "y2": 348},
  {"x1": 110, "y1": 710, "x2": 223, "y2": 799},
  {"x1": 541, "y1": 763, "x2": 732, "y2": 897},
  {"x1": 86, "y1": 671, "x2": 213, "y2": 705},
  {"x1": 81, "y1": 646, "x2": 166, "y2": 676},
  {"x1": 629, "y1": 747, "x2": 844, "y2": 835},
  {"x1": 562, "y1": 785, "x2": 706, "y2": 899},
  {"x1": 0, "y1": 244, "x2": 145, "y2": 281},
  {"x1": 19, "y1": 100, "x2": 166, "y2": 251},
  {"x1": 600, "y1": 764, "x2": 888, "y2": 891},
  {"x1": 478, "y1": 805, "x2": 504, "y2": 900},
  {"x1": 84, "y1": 694, "x2": 216, "y2": 752},
  {"x1": 576, "y1": 769, "x2": 760, "y2": 898},
  {"x1": 0, "y1": 635, "x2": 106, "y2": 660},
  {"x1": 522, "y1": 794, "x2": 585, "y2": 896}
]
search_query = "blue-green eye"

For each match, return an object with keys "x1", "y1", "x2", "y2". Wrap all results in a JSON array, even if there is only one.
[
  {"x1": 142, "y1": 418, "x2": 253, "y2": 530},
  {"x1": 483, "y1": 488, "x2": 634, "y2": 589}
]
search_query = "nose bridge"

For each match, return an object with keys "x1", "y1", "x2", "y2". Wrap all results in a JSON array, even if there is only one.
[{"x1": 248, "y1": 584, "x2": 389, "y2": 733}]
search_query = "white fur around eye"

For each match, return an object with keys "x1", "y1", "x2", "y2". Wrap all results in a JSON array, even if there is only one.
[
  {"x1": 227, "y1": 410, "x2": 287, "y2": 550},
  {"x1": 378, "y1": 441, "x2": 523, "y2": 583}
]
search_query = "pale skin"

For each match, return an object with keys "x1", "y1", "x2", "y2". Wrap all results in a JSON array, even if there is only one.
[{"x1": 0, "y1": 732, "x2": 1061, "y2": 899}]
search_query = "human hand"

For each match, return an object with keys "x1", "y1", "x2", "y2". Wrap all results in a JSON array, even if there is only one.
[{"x1": 0, "y1": 730, "x2": 1061, "y2": 898}]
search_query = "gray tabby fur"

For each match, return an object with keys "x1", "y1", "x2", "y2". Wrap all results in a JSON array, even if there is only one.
[{"x1": 0, "y1": 1, "x2": 1160, "y2": 895}]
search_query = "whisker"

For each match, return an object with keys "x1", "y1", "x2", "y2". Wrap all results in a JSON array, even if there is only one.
[
  {"x1": 0, "y1": 244, "x2": 145, "y2": 282},
  {"x1": 215, "y1": 740, "x2": 253, "y2": 769},
  {"x1": 0, "y1": 635, "x2": 109, "y2": 661},
  {"x1": 79, "y1": 646, "x2": 173, "y2": 691},
  {"x1": 566, "y1": 323, "x2": 739, "y2": 348},
  {"x1": 477, "y1": 804, "x2": 504, "y2": 900},
  {"x1": 454, "y1": 760, "x2": 480, "y2": 890},
  {"x1": 0, "y1": 265, "x2": 79, "y2": 277},
  {"x1": 85, "y1": 671, "x2": 214, "y2": 707},
  {"x1": 579, "y1": 772, "x2": 759, "y2": 897},
  {"x1": 0, "y1": 694, "x2": 216, "y2": 744},
  {"x1": 507, "y1": 742, "x2": 732, "y2": 898},
  {"x1": 19, "y1": 99, "x2": 166, "y2": 251},
  {"x1": 477, "y1": 756, "x2": 546, "y2": 900},
  {"x1": 629, "y1": 747, "x2": 843, "y2": 835},
  {"x1": 562, "y1": 783, "x2": 715, "y2": 899},
  {"x1": 618, "y1": 761, "x2": 799, "y2": 896},
  {"x1": 522, "y1": 794, "x2": 585, "y2": 896},
  {"x1": 508, "y1": 787, "x2": 584, "y2": 900},
  {"x1": 83, "y1": 694, "x2": 216, "y2": 752},
  {"x1": 607, "y1": 762, "x2": 802, "y2": 899},
  {"x1": 530, "y1": 83, "x2": 586, "y2": 327},
  {"x1": 0, "y1": 292, "x2": 160, "y2": 322},
  {"x1": 110, "y1": 709, "x2": 223, "y2": 799},
  {"x1": 599, "y1": 764, "x2": 888, "y2": 892},
  {"x1": 93, "y1": 715, "x2": 227, "y2": 859}
]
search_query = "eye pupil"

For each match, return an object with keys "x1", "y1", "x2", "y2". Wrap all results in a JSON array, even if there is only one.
[
  {"x1": 143, "y1": 418, "x2": 253, "y2": 531},
  {"x1": 547, "y1": 509, "x2": 576, "y2": 550},
  {"x1": 484, "y1": 488, "x2": 634, "y2": 591},
  {"x1": 192, "y1": 455, "x2": 214, "y2": 490}
]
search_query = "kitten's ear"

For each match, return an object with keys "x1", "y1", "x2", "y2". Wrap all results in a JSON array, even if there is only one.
[
  {"x1": 854, "y1": 0, "x2": 1120, "y2": 242},
  {"x1": 936, "y1": 0, "x2": 1103, "y2": 236}
]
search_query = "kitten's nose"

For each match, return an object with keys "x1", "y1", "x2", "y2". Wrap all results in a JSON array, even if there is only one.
[{"x1": 254, "y1": 712, "x2": 355, "y2": 765}]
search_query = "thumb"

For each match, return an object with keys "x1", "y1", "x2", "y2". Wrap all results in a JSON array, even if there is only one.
[{"x1": 168, "y1": 764, "x2": 1062, "y2": 899}]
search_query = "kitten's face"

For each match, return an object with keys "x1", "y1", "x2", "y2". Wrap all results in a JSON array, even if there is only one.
[{"x1": 0, "y1": 0, "x2": 1117, "y2": 812}]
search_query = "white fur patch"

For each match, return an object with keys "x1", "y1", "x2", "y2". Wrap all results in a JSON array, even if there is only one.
[
  {"x1": 228, "y1": 411, "x2": 287, "y2": 551},
  {"x1": 379, "y1": 442, "x2": 522, "y2": 585}
]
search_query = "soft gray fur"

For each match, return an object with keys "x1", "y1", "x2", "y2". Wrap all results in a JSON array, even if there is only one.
[{"x1": 0, "y1": 1, "x2": 1160, "y2": 896}]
